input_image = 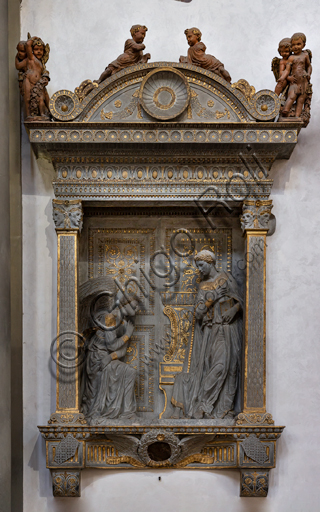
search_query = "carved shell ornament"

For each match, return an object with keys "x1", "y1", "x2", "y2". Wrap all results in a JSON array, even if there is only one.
[
  {"x1": 139, "y1": 68, "x2": 191, "y2": 120},
  {"x1": 49, "y1": 90, "x2": 81, "y2": 121},
  {"x1": 254, "y1": 91, "x2": 278, "y2": 118}
]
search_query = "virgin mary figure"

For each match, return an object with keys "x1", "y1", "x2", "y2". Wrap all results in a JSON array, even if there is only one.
[{"x1": 171, "y1": 250, "x2": 242, "y2": 420}]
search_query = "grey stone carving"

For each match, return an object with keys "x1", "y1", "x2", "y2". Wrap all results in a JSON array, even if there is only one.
[
  {"x1": 240, "y1": 469, "x2": 269, "y2": 497},
  {"x1": 48, "y1": 412, "x2": 87, "y2": 425},
  {"x1": 51, "y1": 470, "x2": 81, "y2": 497},
  {"x1": 240, "y1": 200, "x2": 273, "y2": 231},
  {"x1": 106, "y1": 429, "x2": 215, "y2": 467},
  {"x1": 47, "y1": 63, "x2": 281, "y2": 123},
  {"x1": 241, "y1": 435, "x2": 269, "y2": 465},
  {"x1": 52, "y1": 199, "x2": 83, "y2": 231},
  {"x1": 236, "y1": 412, "x2": 274, "y2": 425},
  {"x1": 31, "y1": 61, "x2": 290, "y2": 498},
  {"x1": 54, "y1": 434, "x2": 80, "y2": 465},
  {"x1": 139, "y1": 68, "x2": 190, "y2": 120},
  {"x1": 79, "y1": 276, "x2": 139, "y2": 422},
  {"x1": 171, "y1": 249, "x2": 243, "y2": 420}
]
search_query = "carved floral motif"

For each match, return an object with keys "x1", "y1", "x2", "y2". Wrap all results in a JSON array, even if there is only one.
[
  {"x1": 51, "y1": 470, "x2": 80, "y2": 497},
  {"x1": 240, "y1": 470, "x2": 269, "y2": 497}
]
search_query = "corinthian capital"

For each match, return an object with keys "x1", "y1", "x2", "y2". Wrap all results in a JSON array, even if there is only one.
[
  {"x1": 240, "y1": 200, "x2": 273, "y2": 232},
  {"x1": 52, "y1": 199, "x2": 83, "y2": 231}
]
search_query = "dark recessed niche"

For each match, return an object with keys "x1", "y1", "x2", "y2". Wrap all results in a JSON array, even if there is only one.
[{"x1": 147, "y1": 442, "x2": 172, "y2": 462}]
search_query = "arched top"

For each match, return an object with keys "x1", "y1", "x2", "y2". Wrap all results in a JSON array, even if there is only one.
[{"x1": 49, "y1": 62, "x2": 280, "y2": 124}]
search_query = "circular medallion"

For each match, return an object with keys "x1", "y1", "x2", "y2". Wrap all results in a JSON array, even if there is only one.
[
  {"x1": 133, "y1": 131, "x2": 143, "y2": 141},
  {"x1": 158, "y1": 131, "x2": 169, "y2": 142},
  {"x1": 83, "y1": 131, "x2": 93, "y2": 141},
  {"x1": 260, "y1": 131, "x2": 270, "y2": 142},
  {"x1": 272, "y1": 130, "x2": 283, "y2": 142},
  {"x1": 94, "y1": 130, "x2": 105, "y2": 141},
  {"x1": 49, "y1": 90, "x2": 81, "y2": 121},
  {"x1": 171, "y1": 130, "x2": 181, "y2": 142},
  {"x1": 234, "y1": 131, "x2": 244, "y2": 142},
  {"x1": 246, "y1": 130, "x2": 257, "y2": 142},
  {"x1": 208, "y1": 131, "x2": 219, "y2": 142},
  {"x1": 139, "y1": 68, "x2": 190, "y2": 121},
  {"x1": 57, "y1": 131, "x2": 67, "y2": 141},
  {"x1": 70, "y1": 130, "x2": 80, "y2": 141},
  {"x1": 252, "y1": 90, "x2": 280, "y2": 120},
  {"x1": 221, "y1": 131, "x2": 232, "y2": 142},
  {"x1": 31, "y1": 130, "x2": 42, "y2": 141},
  {"x1": 285, "y1": 131, "x2": 295, "y2": 142},
  {"x1": 45, "y1": 130, "x2": 55, "y2": 142}
]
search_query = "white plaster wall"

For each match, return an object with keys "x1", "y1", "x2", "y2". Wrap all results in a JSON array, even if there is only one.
[{"x1": 21, "y1": 0, "x2": 320, "y2": 510}]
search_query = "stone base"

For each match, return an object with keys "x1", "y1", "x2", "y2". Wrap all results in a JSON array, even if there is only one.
[
  {"x1": 236, "y1": 412, "x2": 274, "y2": 425},
  {"x1": 25, "y1": 115, "x2": 51, "y2": 122},
  {"x1": 278, "y1": 115, "x2": 302, "y2": 123},
  {"x1": 40, "y1": 423, "x2": 284, "y2": 497},
  {"x1": 48, "y1": 412, "x2": 87, "y2": 425}
]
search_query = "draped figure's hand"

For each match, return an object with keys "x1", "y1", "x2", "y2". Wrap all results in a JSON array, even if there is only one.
[
  {"x1": 222, "y1": 304, "x2": 239, "y2": 324},
  {"x1": 125, "y1": 320, "x2": 134, "y2": 339}
]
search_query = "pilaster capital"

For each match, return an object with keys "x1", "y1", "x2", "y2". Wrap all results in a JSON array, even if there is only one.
[
  {"x1": 240, "y1": 200, "x2": 273, "y2": 232},
  {"x1": 52, "y1": 199, "x2": 83, "y2": 232}
]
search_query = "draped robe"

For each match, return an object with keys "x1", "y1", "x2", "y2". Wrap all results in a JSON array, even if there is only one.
[
  {"x1": 81, "y1": 314, "x2": 136, "y2": 420},
  {"x1": 107, "y1": 39, "x2": 148, "y2": 75},
  {"x1": 171, "y1": 271, "x2": 242, "y2": 419},
  {"x1": 186, "y1": 42, "x2": 225, "y2": 77}
]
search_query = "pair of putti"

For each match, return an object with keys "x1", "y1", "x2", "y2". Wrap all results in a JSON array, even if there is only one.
[
  {"x1": 272, "y1": 32, "x2": 312, "y2": 119},
  {"x1": 96, "y1": 25, "x2": 231, "y2": 84}
]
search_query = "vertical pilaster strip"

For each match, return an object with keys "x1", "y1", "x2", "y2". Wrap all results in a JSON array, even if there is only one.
[
  {"x1": 9, "y1": 1, "x2": 23, "y2": 509},
  {"x1": 52, "y1": 200, "x2": 83, "y2": 415},
  {"x1": 240, "y1": 200, "x2": 273, "y2": 414},
  {"x1": 0, "y1": 0, "x2": 11, "y2": 509},
  {"x1": 243, "y1": 229, "x2": 268, "y2": 412}
]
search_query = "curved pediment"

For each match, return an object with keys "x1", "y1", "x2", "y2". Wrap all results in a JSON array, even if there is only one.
[{"x1": 49, "y1": 62, "x2": 280, "y2": 124}]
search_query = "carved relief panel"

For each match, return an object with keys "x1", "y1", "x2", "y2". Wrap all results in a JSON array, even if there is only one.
[{"x1": 79, "y1": 210, "x2": 245, "y2": 422}]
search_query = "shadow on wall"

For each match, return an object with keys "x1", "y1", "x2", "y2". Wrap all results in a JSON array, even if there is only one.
[{"x1": 175, "y1": 0, "x2": 193, "y2": 2}]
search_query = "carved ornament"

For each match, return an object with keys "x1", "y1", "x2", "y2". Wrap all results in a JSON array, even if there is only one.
[
  {"x1": 52, "y1": 199, "x2": 83, "y2": 231},
  {"x1": 139, "y1": 68, "x2": 190, "y2": 120},
  {"x1": 240, "y1": 200, "x2": 273, "y2": 231}
]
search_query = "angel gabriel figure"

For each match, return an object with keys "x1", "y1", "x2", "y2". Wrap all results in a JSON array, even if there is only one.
[
  {"x1": 15, "y1": 33, "x2": 51, "y2": 120},
  {"x1": 79, "y1": 276, "x2": 139, "y2": 423},
  {"x1": 272, "y1": 33, "x2": 312, "y2": 127}
]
